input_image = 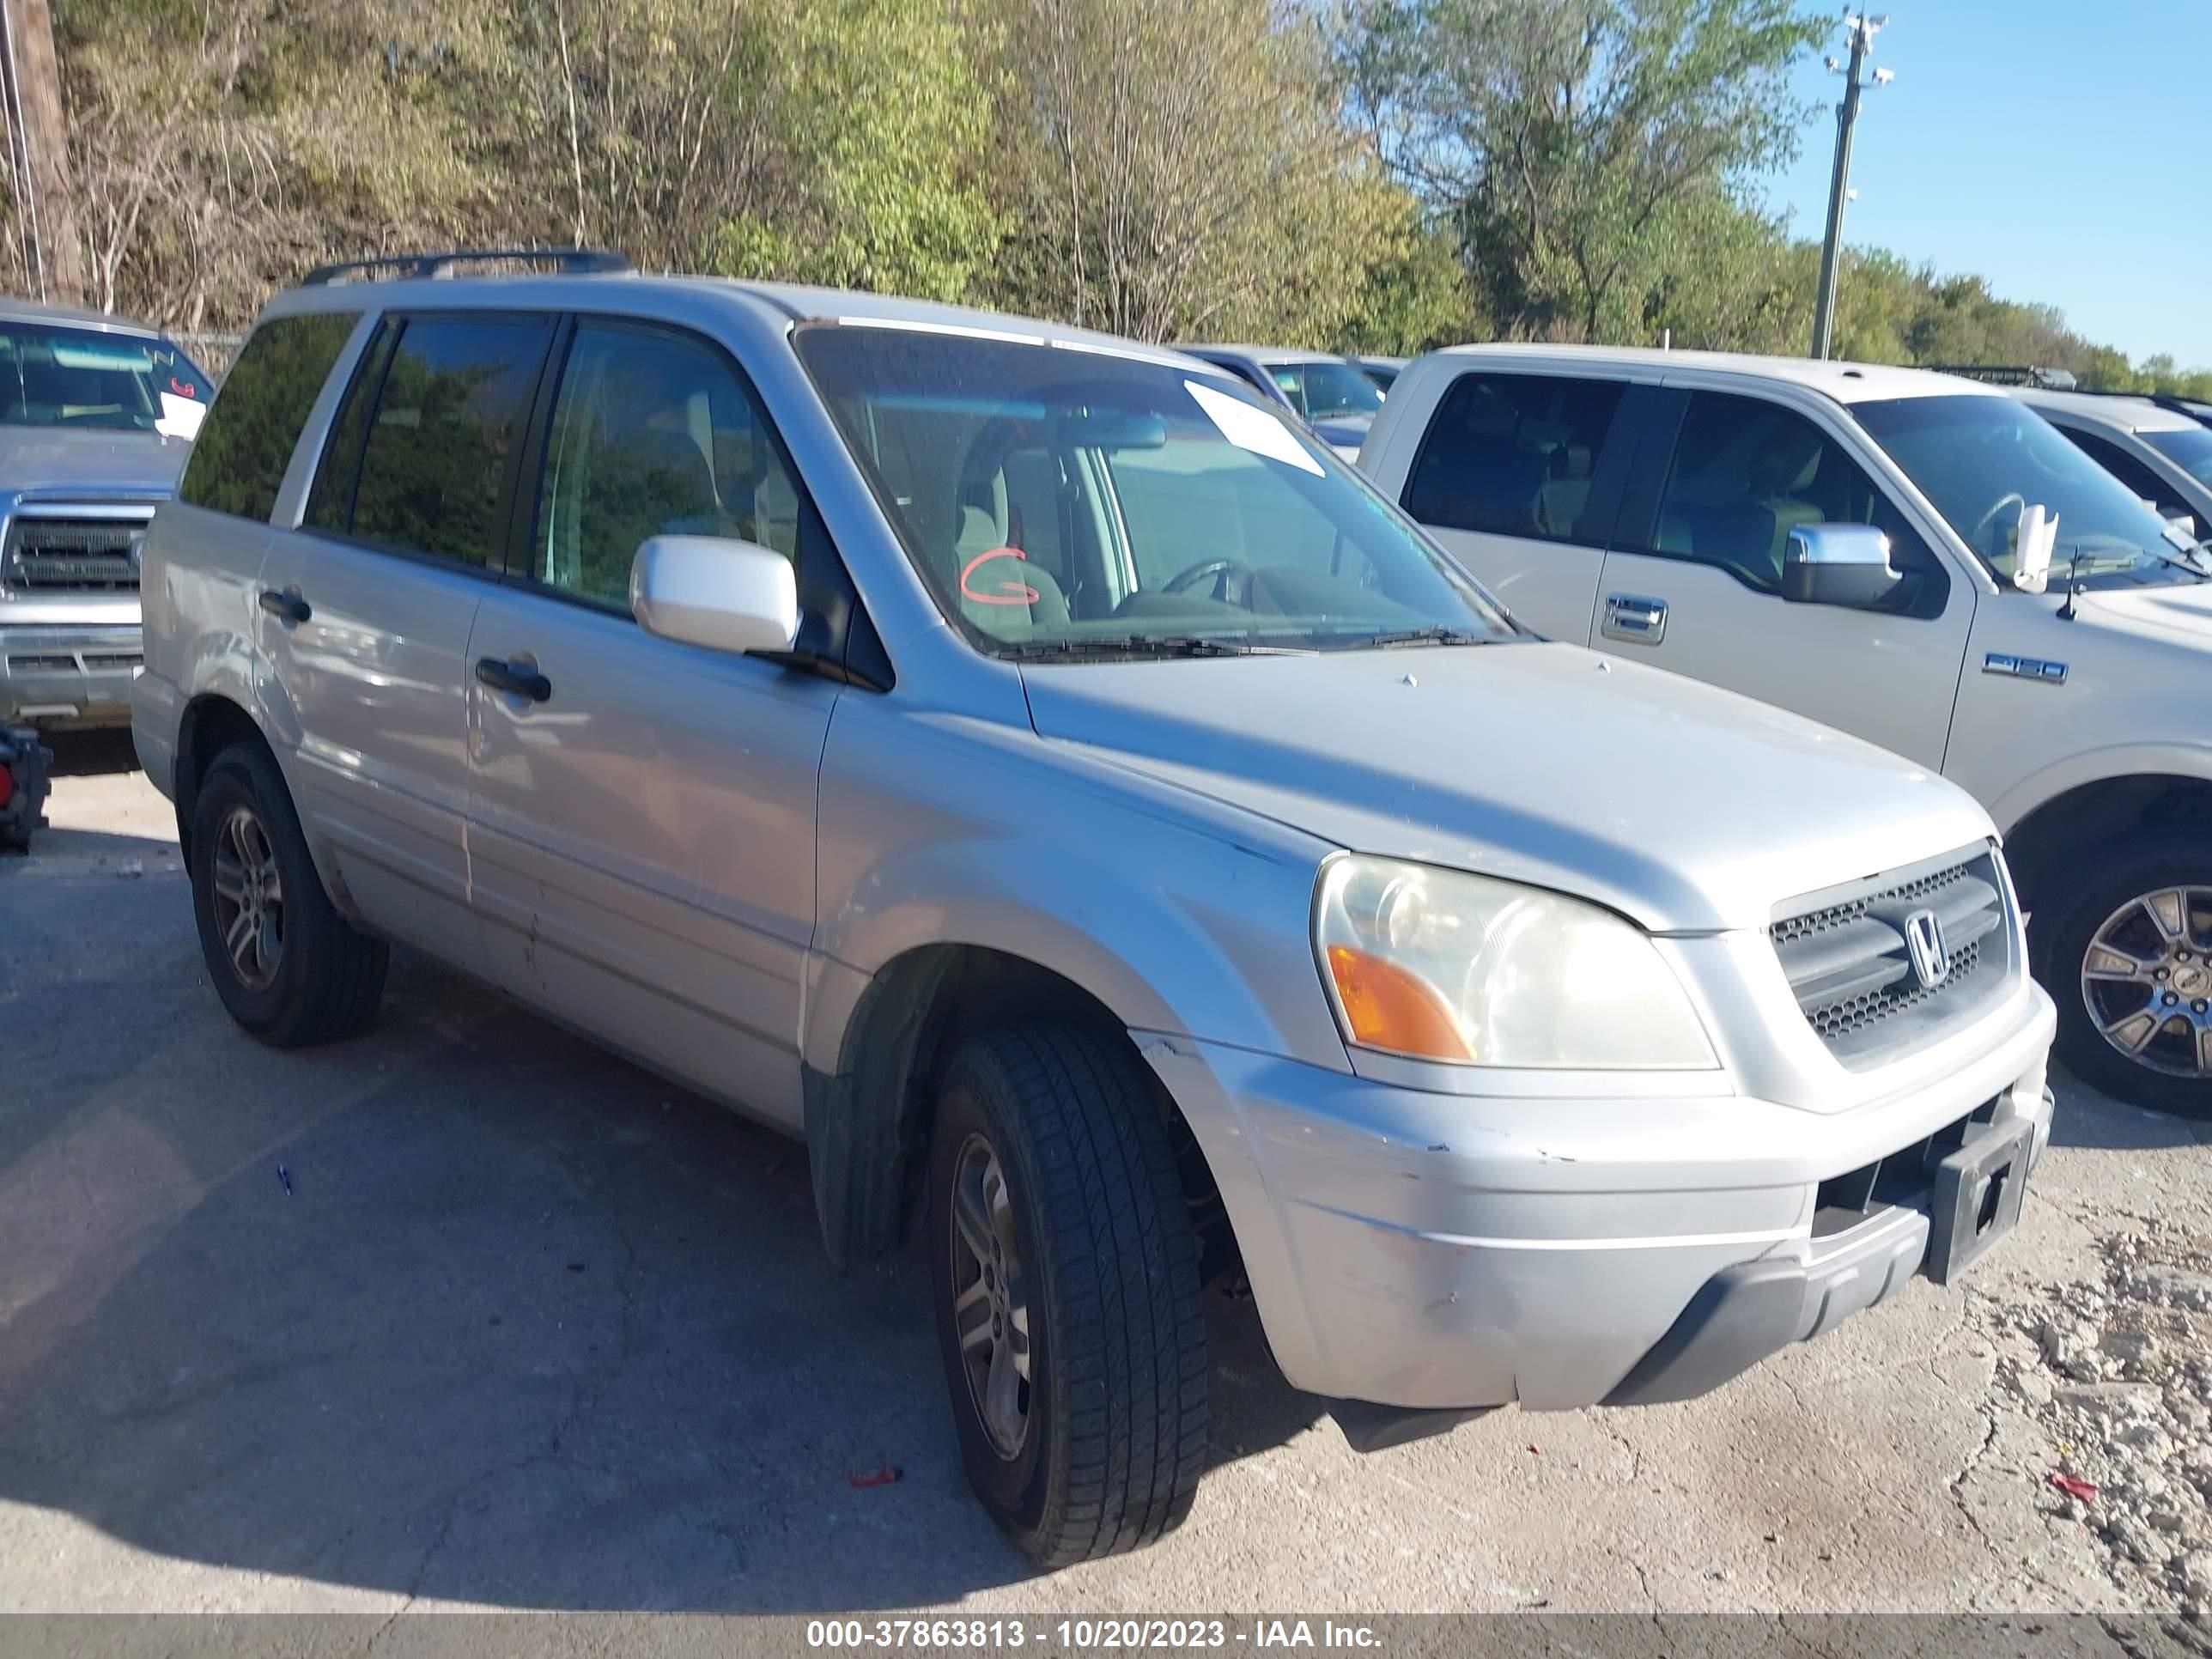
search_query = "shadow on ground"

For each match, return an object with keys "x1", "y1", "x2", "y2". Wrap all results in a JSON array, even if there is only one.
[
  {"x1": 0, "y1": 885, "x2": 1324, "y2": 1610},
  {"x1": 2047, "y1": 1064, "x2": 2212, "y2": 1152}
]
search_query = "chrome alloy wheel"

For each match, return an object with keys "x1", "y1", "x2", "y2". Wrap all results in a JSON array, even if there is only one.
[
  {"x1": 949, "y1": 1133, "x2": 1033, "y2": 1460},
  {"x1": 2081, "y1": 884, "x2": 2212, "y2": 1079},
  {"x1": 210, "y1": 803, "x2": 284, "y2": 991}
]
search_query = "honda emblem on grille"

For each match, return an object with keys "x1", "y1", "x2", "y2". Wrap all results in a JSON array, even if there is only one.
[{"x1": 1905, "y1": 909, "x2": 1950, "y2": 990}]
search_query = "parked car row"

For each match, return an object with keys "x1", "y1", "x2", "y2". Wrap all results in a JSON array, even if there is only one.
[{"x1": 131, "y1": 252, "x2": 2063, "y2": 1565}]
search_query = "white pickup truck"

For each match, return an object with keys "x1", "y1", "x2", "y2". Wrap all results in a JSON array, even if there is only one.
[{"x1": 1362, "y1": 345, "x2": 2212, "y2": 1115}]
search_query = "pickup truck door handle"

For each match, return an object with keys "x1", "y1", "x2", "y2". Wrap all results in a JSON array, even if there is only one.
[
  {"x1": 258, "y1": 588, "x2": 311, "y2": 625},
  {"x1": 475, "y1": 656, "x2": 552, "y2": 703},
  {"x1": 1601, "y1": 592, "x2": 1668, "y2": 646}
]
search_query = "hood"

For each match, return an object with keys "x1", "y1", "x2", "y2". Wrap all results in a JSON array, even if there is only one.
[
  {"x1": 1312, "y1": 412, "x2": 1375, "y2": 450},
  {"x1": 1019, "y1": 641, "x2": 1995, "y2": 934},
  {"x1": 0, "y1": 425, "x2": 189, "y2": 500},
  {"x1": 2078, "y1": 579, "x2": 2212, "y2": 647}
]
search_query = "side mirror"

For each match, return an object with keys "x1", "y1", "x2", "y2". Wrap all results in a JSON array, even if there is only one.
[
  {"x1": 630, "y1": 535, "x2": 799, "y2": 655},
  {"x1": 1782, "y1": 523, "x2": 1902, "y2": 610}
]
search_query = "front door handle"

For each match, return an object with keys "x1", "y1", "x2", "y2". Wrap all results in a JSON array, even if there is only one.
[
  {"x1": 258, "y1": 588, "x2": 311, "y2": 625},
  {"x1": 1601, "y1": 592, "x2": 1668, "y2": 646},
  {"x1": 475, "y1": 656, "x2": 552, "y2": 703}
]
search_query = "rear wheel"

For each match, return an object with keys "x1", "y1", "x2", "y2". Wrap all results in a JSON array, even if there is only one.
[
  {"x1": 927, "y1": 1024, "x2": 1207, "y2": 1565},
  {"x1": 187, "y1": 743, "x2": 386, "y2": 1047},
  {"x1": 2040, "y1": 827, "x2": 2212, "y2": 1119}
]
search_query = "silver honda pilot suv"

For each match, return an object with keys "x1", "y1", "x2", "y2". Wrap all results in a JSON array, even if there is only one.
[{"x1": 133, "y1": 252, "x2": 2057, "y2": 1565}]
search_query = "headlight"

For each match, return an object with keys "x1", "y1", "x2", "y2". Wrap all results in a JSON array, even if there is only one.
[{"x1": 1313, "y1": 854, "x2": 1717, "y2": 1070}]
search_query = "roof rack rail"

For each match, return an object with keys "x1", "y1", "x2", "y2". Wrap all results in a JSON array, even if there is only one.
[
  {"x1": 1922, "y1": 363, "x2": 2077, "y2": 391},
  {"x1": 2043, "y1": 385, "x2": 2212, "y2": 424},
  {"x1": 300, "y1": 248, "x2": 630, "y2": 287}
]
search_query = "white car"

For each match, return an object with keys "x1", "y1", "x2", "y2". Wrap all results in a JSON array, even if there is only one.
[
  {"x1": 2017, "y1": 388, "x2": 2212, "y2": 543},
  {"x1": 1364, "y1": 344, "x2": 2212, "y2": 1115}
]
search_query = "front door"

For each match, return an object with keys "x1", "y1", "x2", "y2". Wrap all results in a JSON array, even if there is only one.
[
  {"x1": 465, "y1": 318, "x2": 838, "y2": 1128},
  {"x1": 1594, "y1": 388, "x2": 1973, "y2": 769}
]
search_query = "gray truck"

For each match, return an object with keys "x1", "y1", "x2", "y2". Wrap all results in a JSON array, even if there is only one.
[{"x1": 0, "y1": 297, "x2": 206, "y2": 735}]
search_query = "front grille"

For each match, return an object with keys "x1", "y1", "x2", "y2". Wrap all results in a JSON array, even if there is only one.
[
  {"x1": 1771, "y1": 844, "x2": 2015, "y2": 1066},
  {"x1": 3, "y1": 515, "x2": 146, "y2": 592}
]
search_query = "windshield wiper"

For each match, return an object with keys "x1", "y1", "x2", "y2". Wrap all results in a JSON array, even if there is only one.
[
  {"x1": 1316, "y1": 624, "x2": 1498, "y2": 650},
  {"x1": 996, "y1": 634, "x2": 1307, "y2": 660}
]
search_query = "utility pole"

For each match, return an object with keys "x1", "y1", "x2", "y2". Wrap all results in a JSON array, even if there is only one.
[
  {"x1": 0, "y1": 0, "x2": 85, "y2": 305},
  {"x1": 1809, "y1": 11, "x2": 1890, "y2": 361}
]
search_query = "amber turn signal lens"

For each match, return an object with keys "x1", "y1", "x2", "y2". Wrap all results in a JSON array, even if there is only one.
[{"x1": 1325, "y1": 944, "x2": 1472, "y2": 1061}]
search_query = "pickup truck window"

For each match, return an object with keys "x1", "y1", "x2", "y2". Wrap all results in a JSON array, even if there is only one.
[
  {"x1": 1649, "y1": 392, "x2": 1940, "y2": 606},
  {"x1": 797, "y1": 323, "x2": 1511, "y2": 655},
  {"x1": 2059, "y1": 427, "x2": 2196, "y2": 527},
  {"x1": 179, "y1": 312, "x2": 356, "y2": 522},
  {"x1": 1856, "y1": 394, "x2": 2201, "y2": 588},
  {"x1": 1402, "y1": 371, "x2": 1625, "y2": 546},
  {"x1": 2144, "y1": 426, "x2": 2212, "y2": 491}
]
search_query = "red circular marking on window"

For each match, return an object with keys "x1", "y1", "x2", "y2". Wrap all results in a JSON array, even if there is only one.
[{"x1": 960, "y1": 547, "x2": 1039, "y2": 606}]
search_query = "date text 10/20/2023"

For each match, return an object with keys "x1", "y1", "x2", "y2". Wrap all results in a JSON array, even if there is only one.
[{"x1": 804, "y1": 1620, "x2": 1384, "y2": 1650}]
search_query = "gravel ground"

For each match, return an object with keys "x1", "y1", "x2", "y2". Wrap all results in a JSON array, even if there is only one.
[{"x1": 2, "y1": 744, "x2": 2209, "y2": 1627}]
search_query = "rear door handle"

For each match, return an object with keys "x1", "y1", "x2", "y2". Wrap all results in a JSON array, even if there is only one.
[
  {"x1": 475, "y1": 656, "x2": 552, "y2": 703},
  {"x1": 258, "y1": 588, "x2": 311, "y2": 625},
  {"x1": 1601, "y1": 592, "x2": 1668, "y2": 646}
]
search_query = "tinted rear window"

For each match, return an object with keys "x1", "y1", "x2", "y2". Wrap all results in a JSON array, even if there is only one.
[
  {"x1": 1403, "y1": 371, "x2": 1626, "y2": 544},
  {"x1": 342, "y1": 314, "x2": 551, "y2": 568},
  {"x1": 179, "y1": 313, "x2": 358, "y2": 521}
]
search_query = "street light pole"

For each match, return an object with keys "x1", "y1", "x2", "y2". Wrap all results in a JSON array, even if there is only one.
[{"x1": 1809, "y1": 12, "x2": 1888, "y2": 361}]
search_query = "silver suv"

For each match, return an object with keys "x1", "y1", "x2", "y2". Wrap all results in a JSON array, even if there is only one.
[
  {"x1": 0, "y1": 297, "x2": 207, "y2": 730},
  {"x1": 134, "y1": 252, "x2": 2056, "y2": 1564}
]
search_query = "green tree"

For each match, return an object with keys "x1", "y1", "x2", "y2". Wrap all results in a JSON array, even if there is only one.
[
  {"x1": 971, "y1": 0, "x2": 1409, "y2": 343},
  {"x1": 1342, "y1": 0, "x2": 1826, "y2": 341}
]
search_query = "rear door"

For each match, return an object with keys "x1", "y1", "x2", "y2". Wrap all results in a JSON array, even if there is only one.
[
  {"x1": 257, "y1": 308, "x2": 555, "y2": 973},
  {"x1": 1593, "y1": 386, "x2": 1972, "y2": 769},
  {"x1": 463, "y1": 316, "x2": 842, "y2": 1129},
  {"x1": 1389, "y1": 368, "x2": 1634, "y2": 641}
]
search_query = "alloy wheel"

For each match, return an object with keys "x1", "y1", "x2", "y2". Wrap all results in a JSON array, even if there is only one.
[
  {"x1": 210, "y1": 804, "x2": 284, "y2": 991},
  {"x1": 2081, "y1": 884, "x2": 2212, "y2": 1079},
  {"x1": 949, "y1": 1132, "x2": 1033, "y2": 1460}
]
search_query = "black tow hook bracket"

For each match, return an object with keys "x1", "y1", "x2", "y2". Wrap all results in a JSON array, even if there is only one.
[{"x1": 0, "y1": 724, "x2": 53, "y2": 853}]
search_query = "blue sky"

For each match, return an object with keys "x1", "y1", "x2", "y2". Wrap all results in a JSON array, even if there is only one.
[{"x1": 1759, "y1": 2, "x2": 2210, "y2": 368}]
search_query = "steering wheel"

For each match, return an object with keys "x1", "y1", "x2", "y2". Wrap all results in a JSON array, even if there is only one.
[
  {"x1": 1972, "y1": 491, "x2": 2027, "y2": 562},
  {"x1": 1164, "y1": 557, "x2": 1256, "y2": 606}
]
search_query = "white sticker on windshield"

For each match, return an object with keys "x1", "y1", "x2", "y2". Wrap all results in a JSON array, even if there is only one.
[
  {"x1": 1186, "y1": 380, "x2": 1323, "y2": 476},
  {"x1": 156, "y1": 391, "x2": 206, "y2": 441}
]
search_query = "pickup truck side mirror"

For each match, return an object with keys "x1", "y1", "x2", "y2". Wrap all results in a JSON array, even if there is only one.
[
  {"x1": 1782, "y1": 523, "x2": 1902, "y2": 611},
  {"x1": 630, "y1": 534, "x2": 799, "y2": 656}
]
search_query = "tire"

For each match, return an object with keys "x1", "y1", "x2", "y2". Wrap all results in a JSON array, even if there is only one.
[
  {"x1": 927, "y1": 1024, "x2": 1207, "y2": 1566},
  {"x1": 2038, "y1": 825, "x2": 2212, "y2": 1118},
  {"x1": 187, "y1": 742, "x2": 387, "y2": 1048}
]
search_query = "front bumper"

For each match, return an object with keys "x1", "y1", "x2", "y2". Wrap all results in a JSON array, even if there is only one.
[
  {"x1": 0, "y1": 622, "x2": 143, "y2": 726},
  {"x1": 1141, "y1": 977, "x2": 2056, "y2": 1414}
]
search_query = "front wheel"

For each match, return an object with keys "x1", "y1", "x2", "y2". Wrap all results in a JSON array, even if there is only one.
[
  {"x1": 927, "y1": 1025, "x2": 1207, "y2": 1565},
  {"x1": 2040, "y1": 827, "x2": 2212, "y2": 1118}
]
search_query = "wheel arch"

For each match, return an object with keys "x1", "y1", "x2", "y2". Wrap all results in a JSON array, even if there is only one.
[
  {"x1": 2002, "y1": 769, "x2": 2212, "y2": 935},
  {"x1": 173, "y1": 692, "x2": 276, "y2": 861},
  {"x1": 802, "y1": 942, "x2": 1233, "y2": 1280}
]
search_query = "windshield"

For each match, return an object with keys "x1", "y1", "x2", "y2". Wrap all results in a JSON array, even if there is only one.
[
  {"x1": 795, "y1": 325, "x2": 1513, "y2": 657},
  {"x1": 2144, "y1": 426, "x2": 2212, "y2": 491},
  {"x1": 0, "y1": 320, "x2": 208, "y2": 434},
  {"x1": 1275, "y1": 360, "x2": 1383, "y2": 422},
  {"x1": 1853, "y1": 394, "x2": 2203, "y2": 588}
]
